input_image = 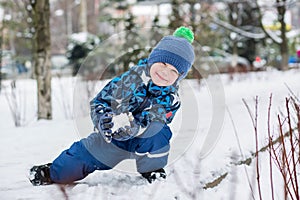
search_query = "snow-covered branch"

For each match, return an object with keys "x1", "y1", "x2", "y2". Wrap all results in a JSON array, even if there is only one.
[
  {"x1": 265, "y1": 28, "x2": 282, "y2": 44},
  {"x1": 211, "y1": 16, "x2": 266, "y2": 39},
  {"x1": 286, "y1": 28, "x2": 300, "y2": 38}
]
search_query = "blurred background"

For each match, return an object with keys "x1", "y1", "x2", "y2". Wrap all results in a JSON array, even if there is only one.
[
  {"x1": 0, "y1": 0, "x2": 299, "y2": 80},
  {"x1": 1, "y1": 2, "x2": 300, "y2": 199}
]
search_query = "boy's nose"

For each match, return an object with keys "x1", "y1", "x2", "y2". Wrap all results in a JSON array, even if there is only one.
[{"x1": 161, "y1": 68, "x2": 169, "y2": 77}]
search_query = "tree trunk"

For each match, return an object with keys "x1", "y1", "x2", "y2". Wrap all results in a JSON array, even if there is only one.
[
  {"x1": 31, "y1": 0, "x2": 52, "y2": 120},
  {"x1": 79, "y1": 0, "x2": 87, "y2": 32},
  {"x1": 277, "y1": 0, "x2": 289, "y2": 70}
]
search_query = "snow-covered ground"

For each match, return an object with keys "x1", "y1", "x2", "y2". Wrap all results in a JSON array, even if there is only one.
[{"x1": 0, "y1": 69, "x2": 299, "y2": 200}]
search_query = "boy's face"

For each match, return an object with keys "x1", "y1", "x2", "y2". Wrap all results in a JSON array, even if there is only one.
[{"x1": 150, "y1": 62, "x2": 179, "y2": 86}]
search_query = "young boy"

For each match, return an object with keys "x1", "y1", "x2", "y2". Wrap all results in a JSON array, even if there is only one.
[{"x1": 29, "y1": 26, "x2": 195, "y2": 185}]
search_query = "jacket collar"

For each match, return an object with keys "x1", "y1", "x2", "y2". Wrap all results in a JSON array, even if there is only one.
[{"x1": 147, "y1": 80, "x2": 177, "y2": 96}]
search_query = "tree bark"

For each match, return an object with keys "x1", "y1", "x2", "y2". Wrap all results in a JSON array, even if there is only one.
[
  {"x1": 79, "y1": 0, "x2": 87, "y2": 32},
  {"x1": 277, "y1": 0, "x2": 289, "y2": 70},
  {"x1": 31, "y1": 0, "x2": 52, "y2": 120}
]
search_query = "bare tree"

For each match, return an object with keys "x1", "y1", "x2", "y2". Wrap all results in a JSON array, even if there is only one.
[
  {"x1": 30, "y1": 0, "x2": 52, "y2": 120},
  {"x1": 204, "y1": 0, "x2": 293, "y2": 71},
  {"x1": 255, "y1": 0, "x2": 291, "y2": 70},
  {"x1": 79, "y1": 0, "x2": 88, "y2": 32}
]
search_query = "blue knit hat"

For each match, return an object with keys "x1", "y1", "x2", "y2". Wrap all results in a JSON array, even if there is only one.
[{"x1": 148, "y1": 26, "x2": 195, "y2": 80}]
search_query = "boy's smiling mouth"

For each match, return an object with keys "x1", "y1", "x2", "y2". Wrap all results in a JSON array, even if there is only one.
[{"x1": 156, "y1": 72, "x2": 168, "y2": 82}]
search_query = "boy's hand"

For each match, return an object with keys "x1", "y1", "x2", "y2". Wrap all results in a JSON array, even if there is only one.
[
  {"x1": 97, "y1": 108, "x2": 114, "y2": 143},
  {"x1": 112, "y1": 112, "x2": 139, "y2": 141},
  {"x1": 141, "y1": 168, "x2": 166, "y2": 183}
]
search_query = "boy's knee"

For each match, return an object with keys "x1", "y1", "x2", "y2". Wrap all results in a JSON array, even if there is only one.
[
  {"x1": 139, "y1": 122, "x2": 170, "y2": 139},
  {"x1": 135, "y1": 122, "x2": 172, "y2": 154}
]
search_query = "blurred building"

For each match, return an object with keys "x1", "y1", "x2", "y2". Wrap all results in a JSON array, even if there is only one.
[{"x1": 131, "y1": 2, "x2": 171, "y2": 27}]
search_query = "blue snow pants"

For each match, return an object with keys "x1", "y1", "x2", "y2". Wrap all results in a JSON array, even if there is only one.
[{"x1": 50, "y1": 122, "x2": 172, "y2": 184}]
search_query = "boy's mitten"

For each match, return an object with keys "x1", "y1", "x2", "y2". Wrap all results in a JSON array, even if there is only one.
[
  {"x1": 97, "y1": 107, "x2": 114, "y2": 143},
  {"x1": 141, "y1": 168, "x2": 166, "y2": 183},
  {"x1": 112, "y1": 112, "x2": 139, "y2": 141}
]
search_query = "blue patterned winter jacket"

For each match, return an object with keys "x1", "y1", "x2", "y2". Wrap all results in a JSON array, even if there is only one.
[
  {"x1": 89, "y1": 59, "x2": 181, "y2": 173},
  {"x1": 90, "y1": 59, "x2": 181, "y2": 130}
]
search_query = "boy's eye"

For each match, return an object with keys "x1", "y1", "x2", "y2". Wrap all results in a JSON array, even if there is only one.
[
  {"x1": 160, "y1": 62, "x2": 179, "y2": 76},
  {"x1": 171, "y1": 69, "x2": 177, "y2": 74}
]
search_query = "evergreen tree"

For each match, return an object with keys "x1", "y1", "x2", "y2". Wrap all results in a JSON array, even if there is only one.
[
  {"x1": 98, "y1": 1, "x2": 149, "y2": 75},
  {"x1": 168, "y1": 0, "x2": 184, "y2": 32},
  {"x1": 226, "y1": 1, "x2": 260, "y2": 64}
]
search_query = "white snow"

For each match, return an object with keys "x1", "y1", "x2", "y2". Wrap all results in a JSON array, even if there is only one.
[
  {"x1": 0, "y1": 69, "x2": 299, "y2": 199},
  {"x1": 111, "y1": 113, "x2": 132, "y2": 133}
]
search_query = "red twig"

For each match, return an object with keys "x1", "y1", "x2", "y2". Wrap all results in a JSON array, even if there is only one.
[
  {"x1": 58, "y1": 185, "x2": 69, "y2": 200},
  {"x1": 285, "y1": 83, "x2": 300, "y2": 104},
  {"x1": 286, "y1": 98, "x2": 299, "y2": 199},
  {"x1": 291, "y1": 98, "x2": 300, "y2": 165},
  {"x1": 277, "y1": 115, "x2": 295, "y2": 200}
]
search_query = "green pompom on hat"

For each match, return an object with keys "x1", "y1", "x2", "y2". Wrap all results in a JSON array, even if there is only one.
[{"x1": 173, "y1": 26, "x2": 194, "y2": 43}]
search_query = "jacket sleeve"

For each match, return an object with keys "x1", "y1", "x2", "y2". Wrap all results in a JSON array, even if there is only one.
[{"x1": 90, "y1": 70, "x2": 136, "y2": 129}]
